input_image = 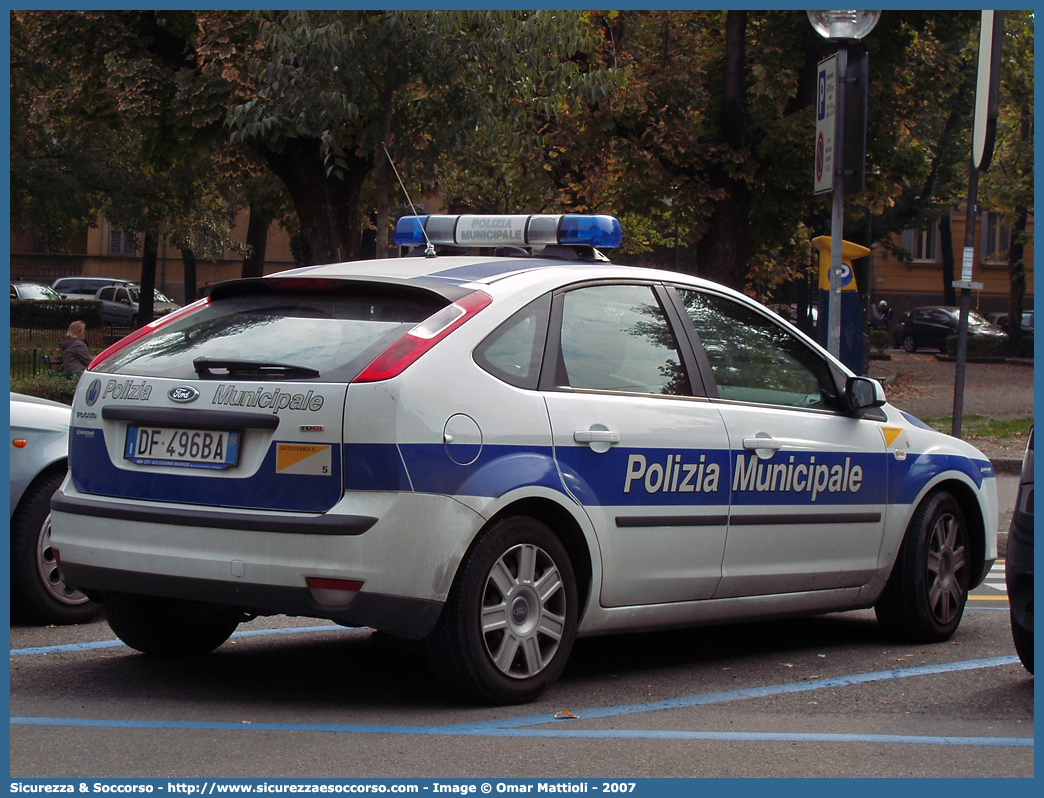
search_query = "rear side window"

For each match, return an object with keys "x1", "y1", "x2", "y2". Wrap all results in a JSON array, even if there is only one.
[
  {"x1": 96, "y1": 288, "x2": 447, "y2": 381},
  {"x1": 474, "y1": 296, "x2": 550, "y2": 390}
]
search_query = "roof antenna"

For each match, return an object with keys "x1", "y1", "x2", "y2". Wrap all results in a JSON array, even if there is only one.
[{"x1": 382, "y1": 142, "x2": 436, "y2": 258}]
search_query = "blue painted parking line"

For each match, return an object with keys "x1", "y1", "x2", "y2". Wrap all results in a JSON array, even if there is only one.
[
  {"x1": 11, "y1": 630, "x2": 1029, "y2": 747},
  {"x1": 9, "y1": 715, "x2": 1032, "y2": 747},
  {"x1": 442, "y1": 656, "x2": 1024, "y2": 732}
]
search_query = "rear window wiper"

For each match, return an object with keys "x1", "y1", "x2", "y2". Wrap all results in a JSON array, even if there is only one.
[{"x1": 193, "y1": 357, "x2": 320, "y2": 380}]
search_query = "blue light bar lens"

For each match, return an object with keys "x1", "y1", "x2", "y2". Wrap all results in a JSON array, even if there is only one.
[
  {"x1": 393, "y1": 214, "x2": 622, "y2": 249},
  {"x1": 394, "y1": 216, "x2": 428, "y2": 247},
  {"x1": 559, "y1": 215, "x2": 623, "y2": 248}
]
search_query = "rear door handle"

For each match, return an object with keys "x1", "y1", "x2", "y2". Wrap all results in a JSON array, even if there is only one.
[
  {"x1": 573, "y1": 430, "x2": 621, "y2": 444},
  {"x1": 573, "y1": 428, "x2": 620, "y2": 454}
]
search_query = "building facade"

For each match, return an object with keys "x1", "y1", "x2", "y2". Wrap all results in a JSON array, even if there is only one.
[
  {"x1": 867, "y1": 209, "x2": 1033, "y2": 320},
  {"x1": 10, "y1": 210, "x2": 297, "y2": 304}
]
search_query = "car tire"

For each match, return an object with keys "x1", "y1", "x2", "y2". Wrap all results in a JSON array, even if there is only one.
[
  {"x1": 902, "y1": 334, "x2": 917, "y2": 353},
  {"x1": 10, "y1": 469, "x2": 102, "y2": 626},
  {"x1": 1010, "y1": 612, "x2": 1034, "y2": 674},
  {"x1": 423, "y1": 516, "x2": 578, "y2": 704},
  {"x1": 105, "y1": 594, "x2": 243, "y2": 657},
  {"x1": 875, "y1": 490, "x2": 970, "y2": 642}
]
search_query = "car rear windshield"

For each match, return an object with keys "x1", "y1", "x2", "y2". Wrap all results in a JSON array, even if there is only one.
[{"x1": 95, "y1": 288, "x2": 448, "y2": 381}]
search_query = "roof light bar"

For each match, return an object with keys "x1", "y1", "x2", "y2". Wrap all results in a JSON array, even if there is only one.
[{"x1": 394, "y1": 214, "x2": 622, "y2": 250}]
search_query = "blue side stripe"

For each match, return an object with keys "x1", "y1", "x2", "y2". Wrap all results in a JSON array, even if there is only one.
[
  {"x1": 70, "y1": 429, "x2": 343, "y2": 512},
  {"x1": 352, "y1": 442, "x2": 992, "y2": 511}
]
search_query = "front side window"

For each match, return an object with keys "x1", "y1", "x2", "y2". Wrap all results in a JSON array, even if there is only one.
[
  {"x1": 677, "y1": 289, "x2": 839, "y2": 411},
  {"x1": 554, "y1": 284, "x2": 688, "y2": 396}
]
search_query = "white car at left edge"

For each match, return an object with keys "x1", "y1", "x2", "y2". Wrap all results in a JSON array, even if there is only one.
[{"x1": 9, "y1": 392, "x2": 101, "y2": 624}]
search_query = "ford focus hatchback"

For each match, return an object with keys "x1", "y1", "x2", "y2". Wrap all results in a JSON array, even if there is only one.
[{"x1": 51, "y1": 214, "x2": 998, "y2": 704}]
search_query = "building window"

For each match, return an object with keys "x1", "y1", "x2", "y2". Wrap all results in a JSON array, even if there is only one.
[
  {"x1": 108, "y1": 228, "x2": 139, "y2": 257},
  {"x1": 981, "y1": 212, "x2": 1010, "y2": 262},
  {"x1": 901, "y1": 222, "x2": 940, "y2": 262},
  {"x1": 194, "y1": 229, "x2": 226, "y2": 260}
]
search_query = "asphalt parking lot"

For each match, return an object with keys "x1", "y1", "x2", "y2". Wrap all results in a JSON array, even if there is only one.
[
  {"x1": 9, "y1": 550, "x2": 1033, "y2": 780},
  {"x1": 10, "y1": 350, "x2": 1033, "y2": 781}
]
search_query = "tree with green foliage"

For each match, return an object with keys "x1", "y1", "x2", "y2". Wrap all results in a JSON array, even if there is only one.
[
  {"x1": 225, "y1": 10, "x2": 622, "y2": 265},
  {"x1": 533, "y1": 10, "x2": 982, "y2": 296},
  {"x1": 978, "y1": 10, "x2": 1034, "y2": 352},
  {"x1": 12, "y1": 9, "x2": 1020, "y2": 310},
  {"x1": 11, "y1": 10, "x2": 254, "y2": 322}
]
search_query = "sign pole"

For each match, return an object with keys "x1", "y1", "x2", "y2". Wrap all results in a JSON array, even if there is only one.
[
  {"x1": 952, "y1": 11, "x2": 1003, "y2": 438},
  {"x1": 827, "y1": 43, "x2": 848, "y2": 360}
]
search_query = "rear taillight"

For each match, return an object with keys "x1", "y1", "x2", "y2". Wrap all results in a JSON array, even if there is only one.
[
  {"x1": 88, "y1": 297, "x2": 211, "y2": 370},
  {"x1": 354, "y1": 290, "x2": 492, "y2": 383},
  {"x1": 306, "y1": 576, "x2": 364, "y2": 608}
]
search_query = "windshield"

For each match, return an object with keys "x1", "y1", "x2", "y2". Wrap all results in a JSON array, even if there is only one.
[
  {"x1": 967, "y1": 310, "x2": 996, "y2": 328},
  {"x1": 96, "y1": 289, "x2": 447, "y2": 381},
  {"x1": 15, "y1": 284, "x2": 60, "y2": 300},
  {"x1": 127, "y1": 288, "x2": 175, "y2": 304}
]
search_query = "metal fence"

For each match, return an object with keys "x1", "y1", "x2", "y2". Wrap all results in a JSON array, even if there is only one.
[
  {"x1": 10, "y1": 326, "x2": 128, "y2": 379},
  {"x1": 11, "y1": 349, "x2": 63, "y2": 379}
]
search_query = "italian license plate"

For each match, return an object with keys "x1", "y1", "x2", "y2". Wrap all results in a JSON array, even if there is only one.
[{"x1": 124, "y1": 425, "x2": 241, "y2": 470}]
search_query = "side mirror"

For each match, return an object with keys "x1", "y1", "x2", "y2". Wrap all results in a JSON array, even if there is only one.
[{"x1": 846, "y1": 376, "x2": 886, "y2": 413}]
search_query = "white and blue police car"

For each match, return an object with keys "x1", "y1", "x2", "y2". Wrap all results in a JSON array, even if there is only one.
[{"x1": 50, "y1": 214, "x2": 998, "y2": 704}]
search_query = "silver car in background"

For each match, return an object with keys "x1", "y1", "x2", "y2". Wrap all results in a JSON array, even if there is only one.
[
  {"x1": 94, "y1": 285, "x2": 180, "y2": 328},
  {"x1": 9, "y1": 392, "x2": 101, "y2": 624}
]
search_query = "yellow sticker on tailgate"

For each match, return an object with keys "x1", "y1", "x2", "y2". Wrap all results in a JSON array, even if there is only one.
[{"x1": 277, "y1": 444, "x2": 332, "y2": 476}]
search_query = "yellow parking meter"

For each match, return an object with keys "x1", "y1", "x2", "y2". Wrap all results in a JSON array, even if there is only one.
[{"x1": 812, "y1": 236, "x2": 870, "y2": 374}]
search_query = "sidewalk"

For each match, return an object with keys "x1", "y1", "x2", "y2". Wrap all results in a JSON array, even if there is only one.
[
  {"x1": 868, "y1": 351, "x2": 1032, "y2": 558},
  {"x1": 867, "y1": 350, "x2": 1033, "y2": 473}
]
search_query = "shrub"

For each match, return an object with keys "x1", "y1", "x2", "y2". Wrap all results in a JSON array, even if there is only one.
[
  {"x1": 1006, "y1": 335, "x2": 1034, "y2": 359},
  {"x1": 9, "y1": 373, "x2": 81, "y2": 404},
  {"x1": 945, "y1": 334, "x2": 1012, "y2": 359},
  {"x1": 9, "y1": 299, "x2": 103, "y2": 329},
  {"x1": 869, "y1": 330, "x2": 890, "y2": 351}
]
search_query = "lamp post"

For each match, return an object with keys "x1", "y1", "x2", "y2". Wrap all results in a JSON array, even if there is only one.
[{"x1": 808, "y1": 10, "x2": 880, "y2": 360}]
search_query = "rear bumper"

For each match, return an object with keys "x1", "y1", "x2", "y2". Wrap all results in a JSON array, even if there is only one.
[
  {"x1": 52, "y1": 490, "x2": 377, "y2": 536},
  {"x1": 58, "y1": 561, "x2": 442, "y2": 639},
  {"x1": 50, "y1": 482, "x2": 486, "y2": 639}
]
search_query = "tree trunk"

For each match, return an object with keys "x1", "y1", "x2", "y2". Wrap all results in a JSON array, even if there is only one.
[
  {"x1": 939, "y1": 215, "x2": 956, "y2": 305},
  {"x1": 262, "y1": 137, "x2": 372, "y2": 265},
  {"x1": 181, "y1": 248, "x2": 197, "y2": 304},
  {"x1": 695, "y1": 10, "x2": 751, "y2": 289},
  {"x1": 1007, "y1": 206, "x2": 1028, "y2": 352},
  {"x1": 374, "y1": 91, "x2": 395, "y2": 259},
  {"x1": 137, "y1": 230, "x2": 158, "y2": 328},
  {"x1": 241, "y1": 199, "x2": 272, "y2": 279}
]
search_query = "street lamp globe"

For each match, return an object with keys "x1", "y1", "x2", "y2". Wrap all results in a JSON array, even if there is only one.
[{"x1": 807, "y1": 10, "x2": 881, "y2": 41}]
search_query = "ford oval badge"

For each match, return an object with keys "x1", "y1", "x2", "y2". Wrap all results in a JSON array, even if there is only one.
[{"x1": 169, "y1": 386, "x2": 199, "y2": 404}]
